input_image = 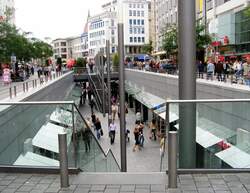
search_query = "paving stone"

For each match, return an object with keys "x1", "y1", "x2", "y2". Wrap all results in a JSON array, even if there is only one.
[
  {"x1": 197, "y1": 187, "x2": 214, "y2": 193},
  {"x1": 13, "y1": 178, "x2": 28, "y2": 184},
  {"x1": 0, "y1": 185, "x2": 7, "y2": 191},
  {"x1": 39, "y1": 179, "x2": 54, "y2": 184},
  {"x1": 213, "y1": 191, "x2": 231, "y2": 193},
  {"x1": 45, "y1": 186, "x2": 61, "y2": 192},
  {"x1": 120, "y1": 185, "x2": 135, "y2": 192},
  {"x1": 207, "y1": 174, "x2": 222, "y2": 179},
  {"x1": 210, "y1": 180, "x2": 226, "y2": 185},
  {"x1": 182, "y1": 191, "x2": 198, "y2": 193},
  {"x1": 135, "y1": 189, "x2": 150, "y2": 193},
  {"x1": 0, "y1": 181, "x2": 13, "y2": 186},
  {"x1": 181, "y1": 185, "x2": 197, "y2": 191},
  {"x1": 106, "y1": 185, "x2": 120, "y2": 189},
  {"x1": 4, "y1": 175, "x2": 18, "y2": 180},
  {"x1": 104, "y1": 189, "x2": 119, "y2": 193},
  {"x1": 195, "y1": 182, "x2": 211, "y2": 188},
  {"x1": 222, "y1": 175, "x2": 239, "y2": 182},
  {"x1": 230, "y1": 188, "x2": 248, "y2": 193},
  {"x1": 212, "y1": 185, "x2": 229, "y2": 191},
  {"x1": 91, "y1": 185, "x2": 106, "y2": 191},
  {"x1": 74, "y1": 189, "x2": 90, "y2": 193},
  {"x1": 1, "y1": 188, "x2": 18, "y2": 193},
  {"x1": 136, "y1": 185, "x2": 150, "y2": 189},
  {"x1": 29, "y1": 190, "x2": 45, "y2": 193},
  {"x1": 194, "y1": 177, "x2": 209, "y2": 182},
  {"x1": 18, "y1": 185, "x2": 34, "y2": 192},
  {"x1": 166, "y1": 189, "x2": 182, "y2": 193},
  {"x1": 58, "y1": 190, "x2": 74, "y2": 193},
  {"x1": 33, "y1": 183, "x2": 50, "y2": 191},
  {"x1": 77, "y1": 185, "x2": 91, "y2": 189},
  {"x1": 151, "y1": 185, "x2": 166, "y2": 192}
]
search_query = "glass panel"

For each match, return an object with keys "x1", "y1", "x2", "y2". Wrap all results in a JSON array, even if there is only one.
[
  {"x1": 0, "y1": 104, "x2": 75, "y2": 168},
  {"x1": 162, "y1": 102, "x2": 250, "y2": 170}
]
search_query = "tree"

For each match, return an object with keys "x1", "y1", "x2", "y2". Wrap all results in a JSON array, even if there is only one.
[
  {"x1": 76, "y1": 57, "x2": 87, "y2": 67},
  {"x1": 244, "y1": 6, "x2": 250, "y2": 17},
  {"x1": 162, "y1": 25, "x2": 178, "y2": 57},
  {"x1": 141, "y1": 40, "x2": 153, "y2": 54},
  {"x1": 112, "y1": 53, "x2": 119, "y2": 71},
  {"x1": 162, "y1": 23, "x2": 211, "y2": 59}
]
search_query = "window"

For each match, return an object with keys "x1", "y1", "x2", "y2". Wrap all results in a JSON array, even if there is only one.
[
  {"x1": 137, "y1": 19, "x2": 140, "y2": 25},
  {"x1": 141, "y1": 11, "x2": 144, "y2": 17},
  {"x1": 133, "y1": 10, "x2": 136, "y2": 16},
  {"x1": 112, "y1": 47, "x2": 115, "y2": 53},
  {"x1": 141, "y1": 20, "x2": 144, "y2": 25},
  {"x1": 129, "y1": 3, "x2": 132, "y2": 8},
  {"x1": 141, "y1": 4, "x2": 144, "y2": 8},
  {"x1": 138, "y1": 37, "x2": 141, "y2": 42},
  {"x1": 138, "y1": 28, "x2": 141, "y2": 34},
  {"x1": 142, "y1": 37, "x2": 145, "y2": 42},
  {"x1": 133, "y1": 19, "x2": 136, "y2": 25},
  {"x1": 129, "y1": 10, "x2": 132, "y2": 16},
  {"x1": 111, "y1": 29, "x2": 115, "y2": 35},
  {"x1": 111, "y1": 19, "x2": 114, "y2": 26},
  {"x1": 137, "y1": 11, "x2": 140, "y2": 17},
  {"x1": 134, "y1": 37, "x2": 137, "y2": 42},
  {"x1": 133, "y1": 4, "x2": 136, "y2": 8},
  {"x1": 142, "y1": 27, "x2": 145, "y2": 34},
  {"x1": 134, "y1": 27, "x2": 137, "y2": 34},
  {"x1": 137, "y1": 4, "x2": 140, "y2": 8},
  {"x1": 61, "y1": 42, "x2": 66, "y2": 46},
  {"x1": 129, "y1": 19, "x2": 132, "y2": 25},
  {"x1": 112, "y1": 37, "x2": 115, "y2": 44},
  {"x1": 130, "y1": 37, "x2": 133, "y2": 42},
  {"x1": 129, "y1": 27, "x2": 132, "y2": 34}
]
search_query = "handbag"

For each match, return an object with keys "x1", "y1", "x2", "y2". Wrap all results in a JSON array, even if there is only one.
[{"x1": 100, "y1": 129, "x2": 103, "y2": 136}]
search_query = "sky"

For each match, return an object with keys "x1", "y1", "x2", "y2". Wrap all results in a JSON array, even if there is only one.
[{"x1": 15, "y1": 0, "x2": 108, "y2": 41}]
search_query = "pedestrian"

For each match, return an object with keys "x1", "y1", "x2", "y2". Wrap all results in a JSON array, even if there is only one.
[
  {"x1": 82, "y1": 125, "x2": 91, "y2": 152},
  {"x1": 135, "y1": 111, "x2": 141, "y2": 124},
  {"x1": 94, "y1": 117, "x2": 102, "y2": 140},
  {"x1": 91, "y1": 113, "x2": 96, "y2": 125},
  {"x1": 111, "y1": 103, "x2": 118, "y2": 121},
  {"x1": 150, "y1": 119, "x2": 157, "y2": 141},
  {"x1": 109, "y1": 121, "x2": 117, "y2": 145},
  {"x1": 216, "y1": 60, "x2": 224, "y2": 81},
  {"x1": 138, "y1": 121, "x2": 144, "y2": 147},
  {"x1": 89, "y1": 98, "x2": 95, "y2": 114},
  {"x1": 197, "y1": 61, "x2": 204, "y2": 79},
  {"x1": 206, "y1": 60, "x2": 215, "y2": 80},
  {"x1": 243, "y1": 56, "x2": 250, "y2": 87},
  {"x1": 160, "y1": 134, "x2": 165, "y2": 157},
  {"x1": 133, "y1": 124, "x2": 141, "y2": 152}
]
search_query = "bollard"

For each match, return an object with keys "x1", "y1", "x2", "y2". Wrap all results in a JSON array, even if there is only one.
[
  {"x1": 32, "y1": 80, "x2": 35, "y2": 88},
  {"x1": 22, "y1": 83, "x2": 25, "y2": 92},
  {"x1": 168, "y1": 131, "x2": 178, "y2": 188},
  {"x1": 35, "y1": 79, "x2": 37, "y2": 87},
  {"x1": 9, "y1": 87, "x2": 12, "y2": 99},
  {"x1": 26, "y1": 82, "x2": 29, "y2": 91},
  {"x1": 14, "y1": 86, "x2": 17, "y2": 97},
  {"x1": 58, "y1": 133, "x2": 69, "y2": 188}
]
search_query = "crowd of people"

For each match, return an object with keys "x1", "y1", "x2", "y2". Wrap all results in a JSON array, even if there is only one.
[{"x1": 125, "y1": 56, "x2": 250, "y2": 87}]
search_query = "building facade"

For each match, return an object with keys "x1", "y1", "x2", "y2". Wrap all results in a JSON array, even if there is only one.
[
  {"x1": 52, "y1": 39, "x2": 69, "y2": 62},
  {"x1": 0, "y1": 0, "x2": 15, "y2": 24},
  {"x1": 155, "y1": 0, "x2": 178, "y2": 52},
  {"x1": 149, "y1": 0, "x2": 156, "y2": 52},
  {"x1": 206, "y1": 0, "x2": 250, "y2": 57}
]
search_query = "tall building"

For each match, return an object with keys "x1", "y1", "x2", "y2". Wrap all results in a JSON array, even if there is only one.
[
  {"x1": 149, "y1": 0, "x2": 157, "y2": 52},
  {"x1": 52, "y1": 39, "x2": 69, "y2": 63},
  {"x1": 87, "y1": 0, "x2": 149, "y2": 58},
  {"x1": 0, "y1": 0, "x2": 15, "y2": 24},
  {"x1": 155, "y1": 0, "x2": 177, "y2": 52},
  {"x1": 206, "y1": 0, "x2": 250, "y2": 57}
]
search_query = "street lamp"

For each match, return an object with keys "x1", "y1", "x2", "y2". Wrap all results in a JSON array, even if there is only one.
[{"x1": 118, "y1": 0, "x2": 127, "y2": 172}]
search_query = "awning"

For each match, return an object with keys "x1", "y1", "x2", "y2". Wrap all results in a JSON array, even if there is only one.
[
  {"x1": 50, "y1": 109, "x2": 73, "y2": 127},
  {"x1": 125, "y1": 82, "x2": 166, "y2": 110},
  {"x1": 14, "y1": 152, "x2": 59, "y2": 167},
  {"x1": 215, "y1": 146, "x2": 250, "y2": 168},
  {"x1": 32, "y1": 123, "x2": 72, "y2": 153}
]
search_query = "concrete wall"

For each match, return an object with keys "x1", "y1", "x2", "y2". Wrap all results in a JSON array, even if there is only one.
[
  {"x1": 125, "y1": 69, "x2": 250, "y2": 135},
  {"x1": 0, "y1": 73, "x2": 75, "y2": 165}
]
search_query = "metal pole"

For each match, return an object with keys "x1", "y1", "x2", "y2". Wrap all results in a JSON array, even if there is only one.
[
  {"x1": 118, "y1": 22, "x2": 127, "y2": 172},
  {"x1": 101, "y1": 54, "x2": 106, "y2": 117},
  {"x1": 26, "y1": 82, "x2": 29, "y2": 91},
  {"x1": 35, "y1": 79, "x2": 37, "y2": 87},
  {"x1": 58, "y1": 132, "x2": 69, "y2": 188},
  {"x1": 14, "y1": 86, "x2": 16, "y2": 97},
  {"x1": 168, "y1": 131, "x2": 178, "y2": 188},
  {"x1": 203, "y1": 0, "x2": 207, "y2": 34},
  {"x1": 32, "y1": 80, "x2": 35, "y2": 88},
  {"x1": 23, "y1": 83, "x2": 25, "y2": 92},
  {"x1": 178, "y1": 0, "x2": 197, "y2": 168},
  {"x1": 106, "y1": 40, "x2": 112, "y2": 126},
  {"x1": 9, "y1": 88, "x2": 12, "y2": 99},
  {"x1": 71, "y1": 104, "x2": 77, "y2": 168}
]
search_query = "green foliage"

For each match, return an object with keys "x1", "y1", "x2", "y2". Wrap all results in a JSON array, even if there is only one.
[
  {"x1": 0, "y1": 21, "x2": 53, "y2": 63},
  {"x1": 244, "y1": 6, "x2": 250, "y2": 18},
  {"x1": 162, "y1": 23, "x2": 212, "y2": 56},
  {"x1": 76, "y1": 57, "x2": 87, "y2": 67},
  {"x1": 141, "y1": 40, "x2": 153, "y2": 54},
  {"x1": 112, "y1": 53, "x2": 119, "y2": 68},
  {"x1": 162, "y1": 25, "x2": 177, "y2": 56}
]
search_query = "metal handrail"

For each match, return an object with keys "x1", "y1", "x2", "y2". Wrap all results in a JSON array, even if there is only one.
[
  {"x1": 73, "y1": 104, "x2": 121, "y2": 171},
  {"x1": 166, "y1": 99, "x2": 250, "y2": 103},
  {"x1": 88, "y1": 73, "x2": 102, "y2": 112},
  {"x1": 0, "y1": 101, "x2": 74, "y2": 105}
]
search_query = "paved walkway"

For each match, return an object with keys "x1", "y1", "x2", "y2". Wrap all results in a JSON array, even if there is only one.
[
  {"x1": 0, "y1": 172, "x2": 250, "y2": 193},
  {"x1": 79, "y1": 102, "x2": 167, "y2": 172}
]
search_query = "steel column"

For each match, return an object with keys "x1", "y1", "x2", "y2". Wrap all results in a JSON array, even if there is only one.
[
  {"x1": 178, "y1": 0, "x2": 197, "y2": 168},
  {"x1": 118, "y1": 22, "x2": 127, "y2": 172},
  {"x1": 106, "y1": 40, "x2": 112, "y2": 126},
  {"x1": 168, "y1": 131, "x2": 178, "y2": 188}
]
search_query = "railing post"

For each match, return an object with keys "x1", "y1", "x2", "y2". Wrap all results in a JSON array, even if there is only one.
[
  {"x1": 71, "y1": 104, "x2": 77, "y2": 168},
  {"x1": 168, "y1": 131, "x2": 178, "y2": 189},
  {"x1": 9, "y1": 87, "x2": 12, "y2": 99},
  {"x1": 14, "y1": 86, "x2": 17, "y2": 97},
  {"x1": 32, "y1": 80, "x2": 35, "y2": 88},
  {"x1": 26, "y1": 82, "x2": 29, "y2": 91},
  {"x1": 53, "y1": 73, "x2": 56, "y2": 79},
  {"x1": 23, "y1": 83, "x2": 26, "y2": 92},
  {"x1": 35, "y1": 79, "x2": 37, "y2": 87},
  {"x1": 58, "y1": 132, "x2": 69, "y2": 188}
]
